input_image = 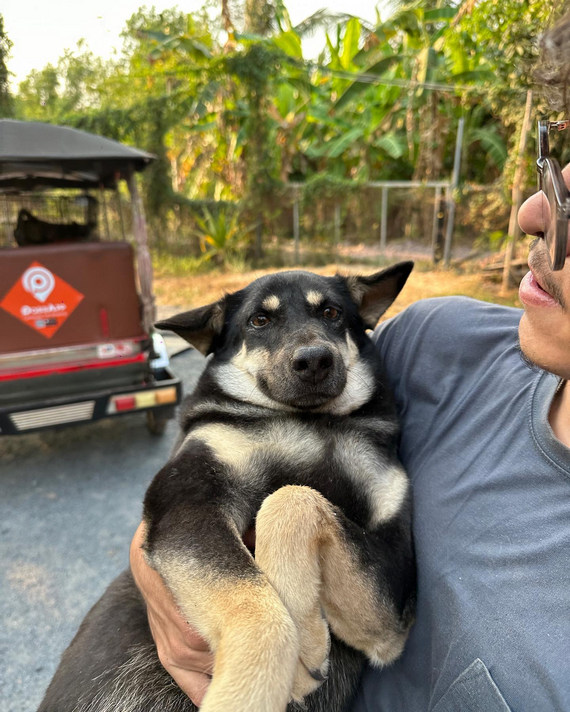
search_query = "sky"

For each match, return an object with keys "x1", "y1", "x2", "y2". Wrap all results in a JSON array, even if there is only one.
[{"x1": 3, "y1": 0, "x2": 384, "y2": 89}]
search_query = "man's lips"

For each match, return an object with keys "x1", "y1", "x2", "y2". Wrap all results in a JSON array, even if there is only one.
[{"x1": 519, "y1": 269, "x2": 559, "y2": 307}]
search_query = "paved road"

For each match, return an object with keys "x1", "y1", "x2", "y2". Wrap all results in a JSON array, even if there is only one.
[{"x1": 0, "y1": 345, "x2": 206, "y2": 712}]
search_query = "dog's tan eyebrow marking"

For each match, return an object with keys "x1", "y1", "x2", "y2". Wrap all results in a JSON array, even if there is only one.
[
  {"x1": 306, "y1": 290, "x2": 324, "y2": 307},
  {"x1": 262, "y1": 295, "x2": 281, "y2": 311}
]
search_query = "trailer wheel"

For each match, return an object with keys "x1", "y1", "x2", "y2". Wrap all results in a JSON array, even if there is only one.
[{"x1": 146, "y1": 410, "x2": 169, "y2": 436}]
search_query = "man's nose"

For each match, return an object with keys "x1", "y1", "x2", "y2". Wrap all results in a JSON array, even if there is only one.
[
  {"x1": 518, "y1": 190, "x2": 549, "y2": 238},
  {"x1": 518, "y1": 162, "x2": 570, "y2": 254}
]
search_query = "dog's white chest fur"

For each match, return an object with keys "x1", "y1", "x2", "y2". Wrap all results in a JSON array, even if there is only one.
[
  {"x1": 332, "y1": 431, "x2": 408, "y2": 525},
  {"x1": 186, "y1": 420, "x2": 324, "y2": 474},
  {"x1": 185, "y1": 420, "x2": 407, "y2": 526}
]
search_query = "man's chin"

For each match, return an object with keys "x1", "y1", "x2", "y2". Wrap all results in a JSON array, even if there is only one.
[
  {"x1": 518, "y1": 314, "x2": 570, "y2": 379},
  {"x1": 518, "y1": 313, "x2": 546, "y2": 373},
  {"x1": 516, "y1": 338, "x2": 542, "y2": 373}
]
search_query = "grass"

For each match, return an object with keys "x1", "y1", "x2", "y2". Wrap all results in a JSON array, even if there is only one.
[{"x1": 152, "y1": 255, "x2": 522, "y2": 322}]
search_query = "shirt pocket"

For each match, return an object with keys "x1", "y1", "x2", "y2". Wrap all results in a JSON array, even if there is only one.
[{"x1": 432, "y1": 658, "x2": 511, "y2": 712}]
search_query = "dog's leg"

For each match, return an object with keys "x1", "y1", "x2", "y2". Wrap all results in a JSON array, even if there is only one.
[
  {"x1": 255, "y1": 485, "x2": 414, "y2": 702},
  {"x1": 319, "y1": 512, "x2": 415, "y2": 668},
  {"x1": 255, "y1": 486, "x2": 332, "y2": 702},
  {"x1": 144, "y1": 510, "x2": 300, "y2": 712}
]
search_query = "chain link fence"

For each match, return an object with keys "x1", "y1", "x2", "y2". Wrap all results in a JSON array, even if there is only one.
[{"x1": 1, "y1": 182, "x2": 523, "y2": 267}]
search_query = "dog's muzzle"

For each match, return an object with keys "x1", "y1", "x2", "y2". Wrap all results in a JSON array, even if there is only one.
[
  {"x1": 272, "y1": 342, "x2": 347, "y2": 408},
  {"x1": 291, "y1": 345, "x2": 334, "y2": 385},
  {"x1": 257, "y1": 338, "x2": 348, "y2": 409}
]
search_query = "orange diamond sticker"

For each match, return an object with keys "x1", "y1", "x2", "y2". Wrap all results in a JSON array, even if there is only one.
[{"x1": 0, "y1": 261, "x2": 84, "y2": 339}]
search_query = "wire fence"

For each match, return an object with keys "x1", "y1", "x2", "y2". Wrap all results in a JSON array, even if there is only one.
[{"x1": 0, "y1": 181, "x2": 519, "y2": 265}]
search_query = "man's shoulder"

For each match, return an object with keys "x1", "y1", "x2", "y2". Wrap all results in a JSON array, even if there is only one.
[
  {"x1": 374, "y1": 297, "x2": 521, "y2": 353},
  {"x1": 372, "y1": 297, "x2": 524, "y2": 391},
  {"x1": 389, "y1": 296, "x2": 521, "y2": 331}
]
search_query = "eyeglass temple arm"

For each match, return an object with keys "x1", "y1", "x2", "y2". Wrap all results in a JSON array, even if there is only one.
[
  {"x1": 549, "y1": 120, "x2": 570, "y2": 131},
  {"x1": 538, "y1": 119, "x2": 570, "y2": 164}
]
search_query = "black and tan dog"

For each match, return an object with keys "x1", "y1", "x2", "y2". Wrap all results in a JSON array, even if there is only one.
[{"x1": 39, "y1": 263, "x2": 416, "y2": 712}]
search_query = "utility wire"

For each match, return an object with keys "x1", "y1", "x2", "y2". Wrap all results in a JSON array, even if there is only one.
[
  {"x1": 102, "y1": 60, "x2": 523, "y2": 98},
  {"x1": 305, "y1": 62, "x2": 494, "y2": 95}
]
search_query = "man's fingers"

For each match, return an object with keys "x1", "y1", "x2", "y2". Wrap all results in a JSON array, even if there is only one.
[
  {"x1": 149, "y1": 613, "x2": 214, "y2": 705},
  {"x1": 167, "y1": 667, "x2": 212, "y2": 707},
  {"x1": 149, "y1": 609, "x2": 213, "y2": 707},
  {"x1": 148, "y1": 611, "x2": 214, "y2": 675},
  {"x1": 146, "y1": 597, "x2": 210, "y2": 653},
  {"x1": 131, "y1": 522, "x2": 209, "y2": 650},
  {"x1": 130, "y1": 520, "x2": 215, "y2": 706}
]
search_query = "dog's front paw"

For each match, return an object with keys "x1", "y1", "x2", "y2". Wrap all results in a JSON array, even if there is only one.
[{"x1": 290, "y1": 607, "x2": 330, "y2": 702}]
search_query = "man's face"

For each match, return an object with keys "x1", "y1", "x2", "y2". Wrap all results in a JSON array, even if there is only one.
[{"x1": 518, "y1": 163, "x2": 570, "y2": 378}]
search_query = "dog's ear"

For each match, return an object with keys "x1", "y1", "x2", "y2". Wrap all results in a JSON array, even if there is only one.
[
  {"x1": 344, "y1": 261, "x2": 413, "y2": 329},
  {"x1": 154, "y1": 299, "x2": 226, "y2": 355}
]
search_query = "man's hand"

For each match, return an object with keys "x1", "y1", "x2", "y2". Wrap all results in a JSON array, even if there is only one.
[{"x1": 130, "y1": 522, "x2": 214, "y2": 706}]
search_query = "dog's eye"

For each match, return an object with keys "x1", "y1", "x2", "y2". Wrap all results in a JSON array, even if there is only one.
[
  {"x1": 323, "y1": 306, "x2": 341, "y2": 320},
  {"x1": 250, "y1": 314, "x2": 270, "y2": 328}
]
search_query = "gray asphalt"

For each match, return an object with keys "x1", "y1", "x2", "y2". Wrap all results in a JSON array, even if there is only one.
[{"x1": 0, "y1": 344, "x2": 206, "y2": 712}]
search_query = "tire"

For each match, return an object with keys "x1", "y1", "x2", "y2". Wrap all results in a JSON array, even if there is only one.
[{"x1": 146, "y1": 410, "x2": 169, "y2": 436}]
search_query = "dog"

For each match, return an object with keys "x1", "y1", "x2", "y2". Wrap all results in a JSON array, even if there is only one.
[
  {"x1": 38, "y1": 263, "x2": 416, "y2": 712},
  {"x1": 14, "y1": 208, "x2": 95, "y2": 246}
]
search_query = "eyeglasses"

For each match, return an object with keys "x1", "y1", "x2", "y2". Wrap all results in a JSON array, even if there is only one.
[{"x1": 536, "y1": 119, "x2": 570, "y2": 270}]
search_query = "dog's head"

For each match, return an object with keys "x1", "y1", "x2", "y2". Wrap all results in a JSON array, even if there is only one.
[{"x1": 156, "y1": 262, "x2": 412, "y2": 414}]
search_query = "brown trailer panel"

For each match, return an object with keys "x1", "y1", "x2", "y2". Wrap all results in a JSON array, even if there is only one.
[{"x1": 0, "y1": 242, "x2": 145, "y2": 355}]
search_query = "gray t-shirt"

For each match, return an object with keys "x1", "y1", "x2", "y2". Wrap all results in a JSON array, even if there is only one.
[{"x1": 351, "y1": 297, "x2": 570, "y2": 712}]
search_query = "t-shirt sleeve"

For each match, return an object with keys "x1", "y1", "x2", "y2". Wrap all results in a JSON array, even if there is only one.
[{"x1": 371, "y1": 297, "x2": 523, "y2": 422}]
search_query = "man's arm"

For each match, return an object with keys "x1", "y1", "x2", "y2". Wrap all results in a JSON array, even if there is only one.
[{"x1": 129, "y1": 522, "x2": 214, "y2": 706}]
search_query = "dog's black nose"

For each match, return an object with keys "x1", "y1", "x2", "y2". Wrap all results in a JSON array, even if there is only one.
[{"x1": 292, "y1": 346, "x2": 334, "y2": 383}]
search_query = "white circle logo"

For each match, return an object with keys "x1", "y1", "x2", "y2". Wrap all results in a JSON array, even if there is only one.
[{"x1": 21, "y1": 266, "x2": 55, "y2": 303}]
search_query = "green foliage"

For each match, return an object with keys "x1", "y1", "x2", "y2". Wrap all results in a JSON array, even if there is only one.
[
  {"x1": 468, "y1": 128, "x2": 508, "y2": 172},
  {"x1": 9, "y1": 0, "x2": 564, "y2": 255},
  {"x1": 194, "y1": 208, "x2": 252, "y2": 266},
  {"x1": 153, "y1": 251, "x2": 212, "y2": 276},
  {"x1": 15, "y1": 42, "x2": 110, "y2": 122},
  {"x1": 0, "y1": 14, "x2": 13, "y2": 117},
  {"x1": 301, "y1": 174, "x2": 362, "y2": 203}
]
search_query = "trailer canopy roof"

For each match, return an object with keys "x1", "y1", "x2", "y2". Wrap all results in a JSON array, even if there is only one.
[{"x1": 0, "y1": 120, "x2": 154, "y2": 191}]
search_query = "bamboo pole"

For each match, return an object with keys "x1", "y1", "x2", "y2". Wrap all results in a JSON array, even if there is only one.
[
  {"x1": 100, "y1": 186, "x2": 111, "y2": 240},
  {"x1": 126, "y1": 171, "x2": 156, "y2": 333},
  {"x1": 502, "y1": 90, "x2": 533, "y2": 293},
  {"x1": 443, "y1": 117, "x2": 465, "y2": 266},
  {"x1": 431, "y1": 185, "x2": 442, "y2": 262},
  {"x1": 334, "y1": 202, "x2": 341, "y2": 252},
  {"x1": 380, "y1": 186, "x2": 388, "y2": 251},
  {"x1": 293, "y1": 196, "x2": 300, "y2": 265}
]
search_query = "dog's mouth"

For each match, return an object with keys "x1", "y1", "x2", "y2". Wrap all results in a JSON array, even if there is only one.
[
  {"x1": 258, "y1": 374, "x2": 347, "y2": 410},
  {"x1": 280, "y1": 391, "x2": 340, "y2": 409}
]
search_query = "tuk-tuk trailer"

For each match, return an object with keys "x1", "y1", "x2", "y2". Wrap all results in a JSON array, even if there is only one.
[{"x1": 0, "y1": 120, "x2": 182, "y2": 435}]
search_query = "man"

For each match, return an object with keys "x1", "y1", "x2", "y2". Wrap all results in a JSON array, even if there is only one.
[
  {"x1": 130, "y1": 24, "x2": 570, "y2": 712},
  {"x1": 349, "y1": 163, "x2": 570, "y2": 710}
]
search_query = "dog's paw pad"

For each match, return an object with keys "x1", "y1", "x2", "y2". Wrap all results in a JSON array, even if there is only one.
[
  {"x1": 307, "y1": 666, "x2": 328, "y2": 683},
  {"x1": 298, "y1": 612, "x2": 330, "y2": 672},
  {"x1": 290, "y1": 662, "x2": 327, "y2": 702},
  {"x1": 291, "y1": 650, "x2": 329, "y2": 702},
  {"x1": 289, "y1": 602, "x2": 331, "y2": 701}
]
